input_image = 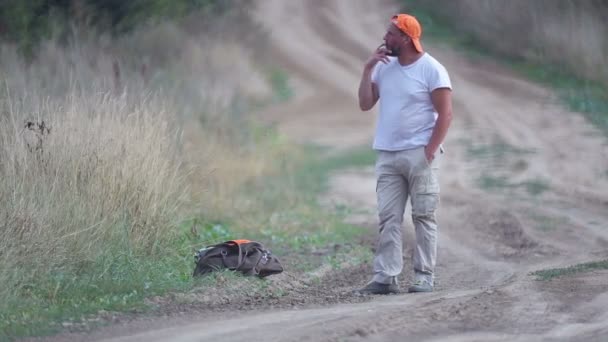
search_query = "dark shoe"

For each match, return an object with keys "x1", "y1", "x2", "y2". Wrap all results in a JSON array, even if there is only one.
[
  {"x1": 407, "y1": 279, "x2": 433, "y2": 293},
  {"x1": 354, "y1": 281, "x2": 400, "y2": 295}
]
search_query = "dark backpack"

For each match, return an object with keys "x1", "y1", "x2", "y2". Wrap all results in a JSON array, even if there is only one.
[{"x1": 193, "y1": 239, "x2": 283, "y2": 278}]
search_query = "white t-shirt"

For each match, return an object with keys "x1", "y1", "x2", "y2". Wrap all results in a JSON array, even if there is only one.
[{"x1": 371, "y1": 53, "x2": 451, "y2": 151}]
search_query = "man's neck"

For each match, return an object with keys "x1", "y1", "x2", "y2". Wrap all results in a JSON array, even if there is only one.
[{"x1": 398, "y1": 51, "x2": 424, "y2": 66}]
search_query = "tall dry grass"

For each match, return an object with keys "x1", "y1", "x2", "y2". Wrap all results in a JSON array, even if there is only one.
[
  {"x1": 413, "y1": 0, "x2": 608, "y2": 85},
  {"x1": 0, "y1": 8, "x2": 277, "y2": 310},
  {"x1": 0, "y1": 85, "x2": 185, "y2": 289}
]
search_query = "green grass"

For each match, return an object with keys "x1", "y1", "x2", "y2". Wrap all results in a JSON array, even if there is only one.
[
  {"x1": 532, "y1": 260, "x2": 608, "y2": 281},
  {"x1": 526, "y1": 212, "x2": 570, "y2": 232},
  {"x1": 401, "y1": 1, "x2": 608, "y2": 136},
  {"x1": 476, "y1": 174, "x2": 549, "y2": 196},
  {"x1": 237, "y1": 145, "x2": 375, "y2": 254},
  {"x1": 267, "y1": 67, "x2": 294, "y2": 103},
  {"x1": 463, "y1": 139, "x2": 536, "y2": 174},
  {"x1": 477, "y1": 174, "x2": 513, "y2": 191},
  {"x1": 463, "y1": 140, "x2": 549, "y2": 195},
  {"x1": 466, "y1": 141, "x2": 536, "y2": 160},
  {"x1": 326, "y1": 245, "x2": 373, "y2": 270},
  {"x1": 295, "y1": 145, "x2": 376, "y2": 194},
  {"x1": 1, "y1": 245, "x2": 195, "y2": 339},
  {"x1": 520, "y1": 179, "x2": 550, "y2": 196},
  {"x1": 511, "y1": 63, "x2": 608, "y2": 135},
  {"x1": 0, "y1": 144, "x2": 377, "y2": 341}
]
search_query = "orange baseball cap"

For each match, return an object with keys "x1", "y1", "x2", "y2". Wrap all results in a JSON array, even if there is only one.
[{"x1": 391, "y1": 14, "x2": 423, "y2": 53}]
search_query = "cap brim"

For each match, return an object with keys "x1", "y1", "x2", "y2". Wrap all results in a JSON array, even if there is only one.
[{"x1": 412, "y1": 38, "x2": 423, "y2": 53}]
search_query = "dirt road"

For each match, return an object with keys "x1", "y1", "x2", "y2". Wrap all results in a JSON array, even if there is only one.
[{"x1": 40, "y1": 0, "x2": 608, "y2": 341}]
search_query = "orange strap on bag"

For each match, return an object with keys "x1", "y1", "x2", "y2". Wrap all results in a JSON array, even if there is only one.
[{"x1": 228, "y1": 239, "x2": 252, "y2": 245}]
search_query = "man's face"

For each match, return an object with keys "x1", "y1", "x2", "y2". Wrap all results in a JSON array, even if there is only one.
[{"x1": 383, "y1": 24, "x2": 409, "y2": 57}]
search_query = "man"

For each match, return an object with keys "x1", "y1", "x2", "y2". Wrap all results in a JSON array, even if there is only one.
[{"x1": 357, "y1": 14, "x2": 453, "y2": 294}]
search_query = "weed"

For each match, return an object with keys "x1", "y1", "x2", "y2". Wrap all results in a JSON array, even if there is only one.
[
  {"x1": 466, "y1": 141, "x2": 535, "y2": 160},
  {"x1": 521, "y1": 179, "x2": 550, "y2": 196},
  {"x1": 476, "y1": 174, "x2": 549, "y2": 196},
  {"x1": 268, "y1": 67, "x2": 294, "y2": 103},
  {"x1": 532, "y1": 260, "x2": 608, "y2": 281},
  {"x1": 477, "y1": 174, "x2": 513, "y2": 190},
  {"x1": 527, "y1": 212, "x2": 569, "y2": 232},
  {"x1": 466, "y1": 140, "x2": 548, "y2": 195},
  {"x1": 464, "y1": 139, "x2": 537, "y2": 177}
]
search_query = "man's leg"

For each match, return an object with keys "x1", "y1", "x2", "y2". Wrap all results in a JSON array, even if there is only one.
[
  {"x1": 409, "y1": 148, "x2": 440, "y2": 291},
  {"x1": 372, "y1": 152, "x2": 408, "y2": 285}
]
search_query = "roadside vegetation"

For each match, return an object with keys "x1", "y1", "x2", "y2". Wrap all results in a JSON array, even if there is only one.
[
  {"x1": 532, "y1": 260, "x2": 608, "y2": 281},
  {"x1": 0, "y1": 2, "x2": 371, "y2": 340}
]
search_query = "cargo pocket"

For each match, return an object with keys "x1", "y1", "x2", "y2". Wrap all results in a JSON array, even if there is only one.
[{"x1": 411, "y1": 172, "x2": 440, "y2": 216}]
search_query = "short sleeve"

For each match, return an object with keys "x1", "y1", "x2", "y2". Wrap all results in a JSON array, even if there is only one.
[{"x1": 428, "y1": 63, "x2": 452, "y2": 91}]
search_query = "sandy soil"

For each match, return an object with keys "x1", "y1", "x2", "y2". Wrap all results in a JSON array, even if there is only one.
[{"x1": 33, "y1": 0, "x2": 608, "y2": 341}]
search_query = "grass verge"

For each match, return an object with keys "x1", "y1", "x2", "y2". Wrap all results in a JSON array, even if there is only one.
[
  {"x1": 532, "y1": 260, "x2": 608, "y2": 281},
  {"x1": 463, "y1": 139, "x2": 549, "y2": 196},
  {"x1": 0, "y1": 143, "x2": 376, "y2": 341},
  {"x1": 476, "y1": 174, "x2": 550, "y2": 196},
  {"x1": 401, "y1": 1, "x2": 608, "y2": 136},
  {"x1": 526, "y1": 212, "x2": 569, "y2": 232},
  {"x1": 477, "y1": 174, "x2": 550, "y2": 196}
]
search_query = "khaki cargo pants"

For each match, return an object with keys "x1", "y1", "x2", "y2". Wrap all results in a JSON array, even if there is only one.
[{"x1": 372, "y1": 146, "x2": 441, "y2": 285}]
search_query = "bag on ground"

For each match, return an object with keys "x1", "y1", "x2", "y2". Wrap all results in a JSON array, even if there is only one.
[{"x1": 193, "y1": 239, "x2": 283, "y2": 278}]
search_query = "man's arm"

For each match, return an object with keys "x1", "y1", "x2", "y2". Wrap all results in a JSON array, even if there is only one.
[
  {"x1": 359, "y1": 46, "x2": 389, "y2": 111},
  {"x1": 425, "y1": 88, "x2": 453, "y2": 161},
  {"x1": 358, "y1": 67, "x2": 379, "y2": 111}
]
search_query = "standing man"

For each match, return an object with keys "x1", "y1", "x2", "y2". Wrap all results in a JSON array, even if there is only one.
[{"x1": 357, "y1": 14, "x2": 453, "y2": 294}]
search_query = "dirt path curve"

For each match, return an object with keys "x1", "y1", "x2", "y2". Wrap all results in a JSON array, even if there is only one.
[
  {"x1": 247, "y1": 1, "x2": 608, "y2": 340},
  {"x1": 40, "y1": 1, "x2": 608, "y2": 341}
]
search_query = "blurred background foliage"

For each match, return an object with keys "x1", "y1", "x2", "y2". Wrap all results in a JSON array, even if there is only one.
[
  {"x1": 0, "y1": 0, "x2": 237, "y2": 57},
  {"x1": 405, "y1": 0, "x2": 608, "y2": 86}
]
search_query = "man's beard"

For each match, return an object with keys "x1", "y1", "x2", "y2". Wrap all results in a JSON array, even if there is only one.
[{"x1": 385, "y1": 42, "x2": 399, "y2": 57}]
